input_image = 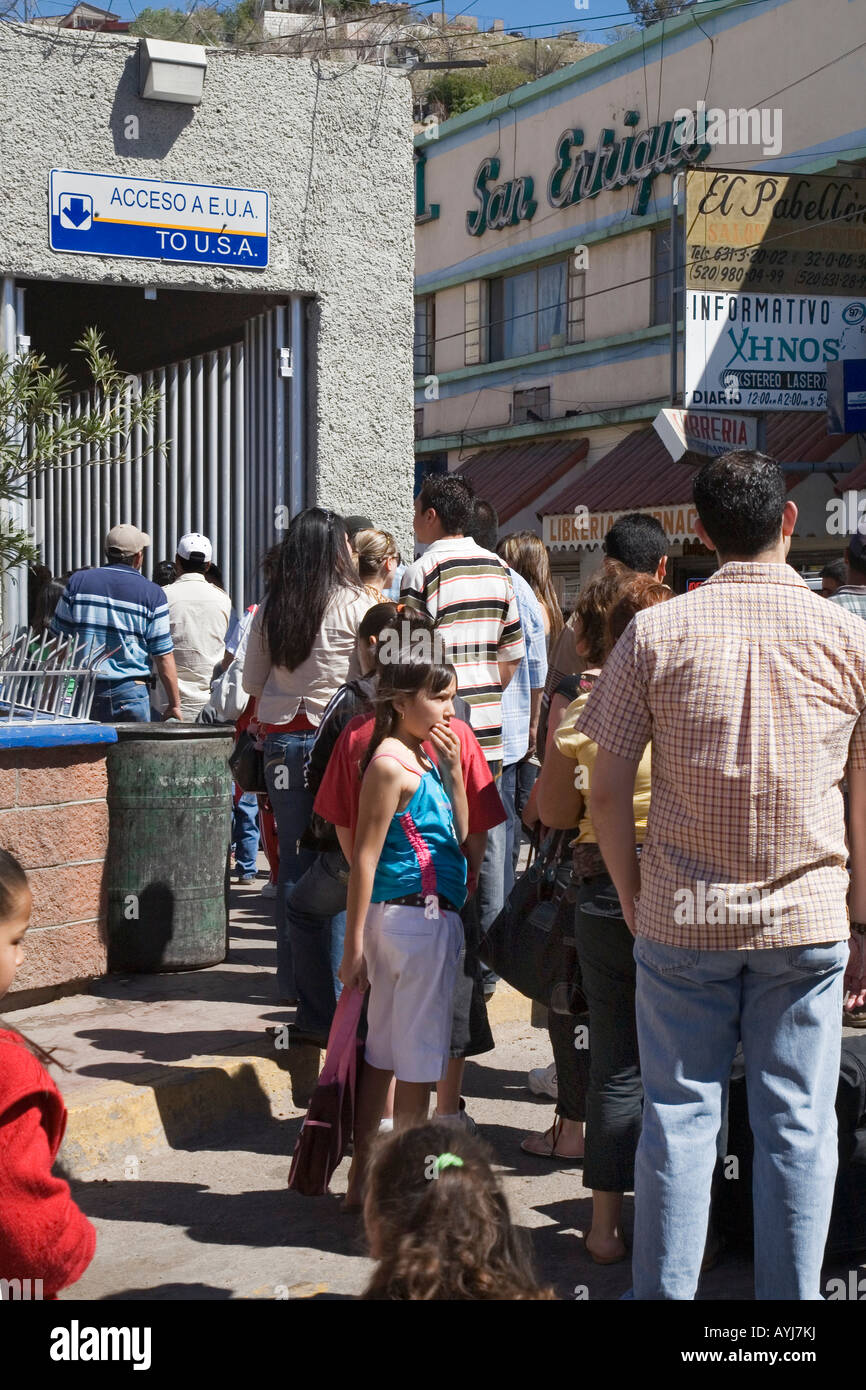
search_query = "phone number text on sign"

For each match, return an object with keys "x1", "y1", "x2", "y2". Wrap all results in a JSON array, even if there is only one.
[{"x1": 685, "y1": 169, "x2": 866, "y2": 297}]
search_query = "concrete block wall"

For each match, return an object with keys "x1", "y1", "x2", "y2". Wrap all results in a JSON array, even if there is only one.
[{"x1": 0, "y1": 747, "x2": 109, "y2": 998}]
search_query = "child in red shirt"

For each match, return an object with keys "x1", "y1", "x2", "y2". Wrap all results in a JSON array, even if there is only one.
[{"x1": 0, "y1": 849, "x2": 96, "y2": 1298}]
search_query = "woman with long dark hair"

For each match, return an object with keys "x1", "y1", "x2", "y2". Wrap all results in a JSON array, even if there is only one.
[{"x1": 243, "y1": 508, "x2": 377, "y2": 1003}]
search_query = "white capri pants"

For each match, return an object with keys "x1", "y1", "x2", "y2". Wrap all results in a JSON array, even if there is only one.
[{"x1": 364, "y1": 901, "x2": 464, "y2": 1083}]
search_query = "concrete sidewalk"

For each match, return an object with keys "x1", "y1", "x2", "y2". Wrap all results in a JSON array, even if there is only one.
[
  {"x1": 12, "y1": 874, "x2": 865, "y2": 1301},
  {"x1": 57, "y1": 1014, "x2": 865, "y2": 1303},
  {"x1": 8, "y1": 874, "x2": 533, "y2": 1178}
]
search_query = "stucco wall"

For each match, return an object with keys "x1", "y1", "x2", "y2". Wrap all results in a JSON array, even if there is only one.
[{"x1": 0, "y1": 24, "x2": 416, "y2": 553}]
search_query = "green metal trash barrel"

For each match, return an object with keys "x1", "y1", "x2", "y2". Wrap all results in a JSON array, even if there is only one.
[{"x1": 105, "y1": 724, "x2": 233, "y2": 972}]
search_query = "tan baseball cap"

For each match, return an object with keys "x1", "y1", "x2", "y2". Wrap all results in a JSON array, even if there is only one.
[{"x1": 105, "y1": 524, "x2": 150, "y2": 555}]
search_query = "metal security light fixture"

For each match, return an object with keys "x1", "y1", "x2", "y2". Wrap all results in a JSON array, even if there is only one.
[{"x1": 138, "y1": 38, "x2": 208, "y2": 105}]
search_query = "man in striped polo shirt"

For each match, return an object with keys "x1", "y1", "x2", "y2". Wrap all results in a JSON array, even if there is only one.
[
  {"x1": 401, "y1": 474, "x2": 524, "y2": 764},
  {"x1": 401, "y1": 474, "x2": 524, "y2": 998},
  {"x1": 51, "y1": 524, "x2": 182, "y2": 724}
]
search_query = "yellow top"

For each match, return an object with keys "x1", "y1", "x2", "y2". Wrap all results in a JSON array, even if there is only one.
[{"x1": 554, "y1": 689, "x2": 652, "y2": 845}]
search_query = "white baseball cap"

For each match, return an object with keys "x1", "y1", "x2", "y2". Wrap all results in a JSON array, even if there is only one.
[{"x1": 177, "y1": 532, "x2": 213, "y2": 564}]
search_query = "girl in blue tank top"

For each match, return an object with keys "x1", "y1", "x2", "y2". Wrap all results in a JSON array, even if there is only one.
[{"x1": 339, "y1": 622, "x2": 469, "y2": 1210}]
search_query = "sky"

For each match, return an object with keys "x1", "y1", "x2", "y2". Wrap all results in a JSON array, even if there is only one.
[
  {"x1": 38, "y1": 0, "x2": 637, "y2": 41},
  {"x1": 414, "y1": 1, "x2": 635, "y2": 40}
]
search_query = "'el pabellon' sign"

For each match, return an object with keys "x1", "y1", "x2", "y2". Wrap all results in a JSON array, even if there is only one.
[{"x1": 423, "y1": 111, "x2": 711, "y2": 237}]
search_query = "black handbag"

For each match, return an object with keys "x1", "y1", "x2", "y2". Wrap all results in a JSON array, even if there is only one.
[
  {"x1": 229, "y1": 729, "x2": 267, "y2": 794},
  {"x1": 479, "y1": 828, "x2": 586, "y2": 1014}
]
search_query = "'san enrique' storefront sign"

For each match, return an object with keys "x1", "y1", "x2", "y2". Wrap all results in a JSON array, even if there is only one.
[{"x1": 462, "y1": 110, "x2": 712, "y2": 236}]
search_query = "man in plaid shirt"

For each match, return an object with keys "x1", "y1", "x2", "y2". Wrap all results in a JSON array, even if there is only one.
[{"x1": 581, "y1": 450, "x2": 866, "y2": 1301}]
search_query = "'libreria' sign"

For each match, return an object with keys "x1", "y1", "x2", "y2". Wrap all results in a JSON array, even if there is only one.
[
  {"x1": 49, "y1": 170, "x2": 268, "y2": 268},
  {"x1": 463, "y1": 110, "x2": 711, "y2": 235}
]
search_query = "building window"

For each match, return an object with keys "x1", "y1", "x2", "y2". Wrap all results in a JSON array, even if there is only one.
[
  {"x1": 488, "y1": 258, "x2": 582, "y2": 363},
  {"x1": 568, "y1": 263, "x2": 586, "y2": 345},
  {"x1": 414, "y1": 295, "x2": 435, "y2": 376},
  {"x1": 652, "y1": 223, "x2": 685, "y2": 327},
  {"x1": 414, "y1": 407, "x2": 424, "y2": 439},
  {"x1": 512, "y1": 386, "x2": 550, "y2": 425},
  {"x1": 464, "y1": 280, "x2": 489, "y2": 367}
]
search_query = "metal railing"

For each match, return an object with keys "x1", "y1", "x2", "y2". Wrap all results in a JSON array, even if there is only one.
[{"x1": 0, "y1": 627, "x2": 111, "y2": 722}]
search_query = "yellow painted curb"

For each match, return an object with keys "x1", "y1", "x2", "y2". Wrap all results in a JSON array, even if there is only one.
[{"x1": 60, "y1": 1046, "x2": 313, "y2": 1179}]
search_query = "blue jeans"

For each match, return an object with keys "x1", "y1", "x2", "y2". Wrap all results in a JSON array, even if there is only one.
[
  {"x1": 501, "y1": 758, "x2": 539, "y2": 899},
  {"x1": 286, "y1": 848, "x2": 349, "y2": 1038},
  {"x1": 476, "y1": 810, "x2": 507, "y2": 993},
  {"x1": 232, "y1": 791, "x2": 260, "y2": 876},
  {"x1": 632, "y1": 935, "x2": 847, "y2": 1301},
  {"x1": 92, "y1": 678, "x2": 152, "y2": 723},
  {"x1": 263, "y1": 731, "x2": 317, "y2": 1000}
]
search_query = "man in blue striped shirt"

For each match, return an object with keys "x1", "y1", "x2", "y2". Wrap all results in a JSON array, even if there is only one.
[{"x1": 51, "y1": 524, "x2": 181, "y2": 723}]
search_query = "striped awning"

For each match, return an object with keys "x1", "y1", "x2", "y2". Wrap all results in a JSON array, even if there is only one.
[
  {"x1": 540, "y1": 412, "x2": 852, "y2": 549},
  {"x1": 455, "y1": 438, "x2": 589, "y2": 523}
]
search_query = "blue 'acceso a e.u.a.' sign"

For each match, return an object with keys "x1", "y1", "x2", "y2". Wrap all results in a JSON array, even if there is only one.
[{"x1": 49, "y1": 170, "x2": 269, "y2": 268}]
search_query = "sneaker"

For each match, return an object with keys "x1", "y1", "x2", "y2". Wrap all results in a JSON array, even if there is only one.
[
  {"x1": 432, "y1": 1098, "x2": 478, "y2": 1135},
  {"x1": 236, "y1": 874, "x2": 256, "y2": 886},
  {"x1": 261, "y1": 881, "x2": 278, "y2": 898},
  {"x1": 527, "y1": 1062, "x2": 558, "y2": 1100},
  {"x1": 378, "y1": 1117, "x2": 394, "y2": 1134}
]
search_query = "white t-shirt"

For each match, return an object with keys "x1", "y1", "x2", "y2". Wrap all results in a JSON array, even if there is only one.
[{"x1": 155, "y1": 573, "x2": 232, "y2": 719}]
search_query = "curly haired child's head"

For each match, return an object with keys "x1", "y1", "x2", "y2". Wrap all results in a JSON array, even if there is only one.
[
  {"x1": 361, "y1": 1123, "x2": 555, "y2": 1301},
  {"x1": 604, "y1": 572, "x2": 673, "y2": 658}
]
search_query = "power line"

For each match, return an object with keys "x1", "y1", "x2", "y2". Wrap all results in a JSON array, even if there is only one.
[
  {"x1": 420, "y1": 188, "x2": 866, "y2": 357},
  {"x1": 235, "y1": 0, "x2": 784, "y2": 55},
  {"x1": 413, "y1": 30, "x2": 866, "y2": 288}
]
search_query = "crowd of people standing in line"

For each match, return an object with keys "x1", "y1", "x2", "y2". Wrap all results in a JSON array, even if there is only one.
[{"x1": 4, "y1": 449, "x2": 866, "y2": 1299}]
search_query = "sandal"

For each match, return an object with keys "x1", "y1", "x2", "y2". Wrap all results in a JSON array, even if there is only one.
[{"x1": 520, "y1": 1117, "x2": 584, "y2": 1161}]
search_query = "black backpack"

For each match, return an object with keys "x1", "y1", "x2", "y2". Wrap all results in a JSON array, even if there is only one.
[{"x1": 712, "y1": 1038, "x2": 866, "y2": 1259}]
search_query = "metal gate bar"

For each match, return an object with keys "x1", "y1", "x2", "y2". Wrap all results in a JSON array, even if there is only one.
[{"x1": 24, "y1": 299, "x2": 302, "y2": 622}]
